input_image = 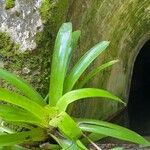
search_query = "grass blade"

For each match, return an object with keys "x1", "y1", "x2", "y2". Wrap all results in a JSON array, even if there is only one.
[
  {"x1": 64, "y1": 41, "x2": 110, "y2": 93},
  {"x1": 0, "y1": 88, "x2": 48, "y2": 124},
  {"x1": 0, "y1": 104, "x2": 45, "y2": 127},
  {"x1": 0, "y1": 128, "x2": 47, "y2": 146},
  {"x1": 78, "y1": 119, "x2": 150, "y2": 146},
  {"x1": 0, "y1": 68, "x2": 45, "y2": 106},
  {"x1": 76, "y1": 60, "x2": 119, "y2": 88},
  {"x1": 49, "y1": 22, "x2": 72, "y2": 106},
  {"x1": 57, "y1": 88, "x2": 125, "y2": 112}
]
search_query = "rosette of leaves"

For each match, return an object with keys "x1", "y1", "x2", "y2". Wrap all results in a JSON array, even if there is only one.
[{"x1": 0, "y1": 23, "x2": 149, "y2": 149}]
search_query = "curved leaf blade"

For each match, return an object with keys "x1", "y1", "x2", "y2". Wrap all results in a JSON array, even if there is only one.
[
  {"x1": 49, "y1": 112, "x2": 82, "y2": 140},
  {"x1": 49, "y1": 22, "x2": 72, "y2": 106},
  {"x1": 76, "y1": 60, "x2": 119, "y2": 88},
  {"x1": 0, "y1": 68, "x2": 45, "y2": 106},
  {"x1": 0, "y1": 105, "x2": 45, "y2": 127},
  {"x1": 64, "y1": 41, "x2": 110, "y2": 93},
  {"x1": 57, "y1": 88, "x2": 125, "y2": 112},
  {"x1": 0, "y1": 88, "x2": 48, "y2": 124},
  {"x1": 0, "y1": 128, "x2": 46, "y2": 146},
  {"x1": 81, "y1": 133, "x2": 106, "y2": 145},
  {"x1": 66, "y1": 30, "x2": 81, "y2": 74},
  {"x1": 71, "y1": 30, "x2": 81, "y2": 50},
  {"x1": 50, "y1": 134, "x2": 74, "y2": 149},
  {"x1": 78, "y1": 119, "x2": 150, "y2": 146},
  {"x1": 0, "y1": 145, "x2": 29, "y2": 150}
]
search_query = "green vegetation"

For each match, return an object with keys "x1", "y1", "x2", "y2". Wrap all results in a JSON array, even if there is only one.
[
  {"x1": 0, "y1": 22, "x2": 149, "y2": 149},
  {"x1": 5, "y1": 0, "x2": 15, "y2": 9}
]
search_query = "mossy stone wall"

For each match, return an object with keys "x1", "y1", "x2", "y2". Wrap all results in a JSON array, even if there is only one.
[
  {"x1": 67, "y1": 0, "x2": 150, "y2": 119},
  {"x1": 0, "y1": 0, "x2": 150, "y2": 120}
]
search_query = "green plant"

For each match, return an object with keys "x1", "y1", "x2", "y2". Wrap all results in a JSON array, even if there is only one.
[{"x1": 0, "y1": 22, "x2": 149, "y2": 149}]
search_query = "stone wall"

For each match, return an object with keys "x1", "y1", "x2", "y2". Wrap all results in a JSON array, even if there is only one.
[
  {"x1": 0, "y1": 0, "x2": 150, "y2": 120},
  {"x1": 67, "y1": 0, "x2": 150, "y2": 119}
]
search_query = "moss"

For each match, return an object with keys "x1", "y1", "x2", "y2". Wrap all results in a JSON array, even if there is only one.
[
  {"x1": 0, "y1": 32, "x2": 21, "y2": 70},
  {"x1": 5, "y1": 0, "x2": 15, "y2": 10},
  {"x1": 0, "y1": 0, "x2": 70, "y2": 97}
]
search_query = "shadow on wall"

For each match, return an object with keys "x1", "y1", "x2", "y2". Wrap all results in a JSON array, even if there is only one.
[{"x1": 128, "y1": 39, "x2": 150, "y2": 136}]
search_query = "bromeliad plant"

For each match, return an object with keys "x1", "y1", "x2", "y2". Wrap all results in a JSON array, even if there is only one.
[{"x1": 0, "y1": 22, "x2": 149, "y2": 149}]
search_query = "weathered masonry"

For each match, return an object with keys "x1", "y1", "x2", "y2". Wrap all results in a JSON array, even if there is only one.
[{"x1": 0, "y1": 0, "x2": 150, "y2": 122}]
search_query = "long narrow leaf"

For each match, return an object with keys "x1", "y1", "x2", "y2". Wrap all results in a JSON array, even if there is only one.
[
  {"x1": 76, "y1": 140, "x2": 88, "y2": 150},
  {"x1": 0, "y1": 68, "x2": 45, "y2": 106},
  {"x1": 0, "y1": 88, "x2": 48, "y2": 124},
  {"x1": 50, "y1": 134, "x2": 74, "y2": 149},
  {"x1": 49, "y1": 112, "x2": 82, "y2": 140},
  {"x1": 50, "y1": 134, "x2": 86, "y2": 150},
  {"x1": 71, "y1": 30, "x2": 81, "y2": 50},
  {"x1": 76, "y1": 60, "x2": 119, "y2": 88},
  {"x1": 0, "y1": 105, "x2": 45, "y2": 127},
  {"x1": 78, "y1": 119, "x2": 150, "y2": 146},
  {"x1": 0, "y1": 145, "x2": 29, "y2": 150},
  {"x1": 57, "y1": 88, "x2": 125, "y2": 112},
  {"x1": 49, "y1": 22, "x2": 72, "y2": 106},
  {"x1": 66, "y1": 30, "x2": 81, "y2": 74},
  {"x1": 64, "y1": 41, "x2": 110, "y2": 93},
  {"x1": 81, "y1": 133, "x2": 106, "y2": 145},
  {"x1": 0, "y1": 128, "x2": 47, "y2": 146},
  {"x1": 0, "y1": 126, "x2": 14, "y2": 134}
]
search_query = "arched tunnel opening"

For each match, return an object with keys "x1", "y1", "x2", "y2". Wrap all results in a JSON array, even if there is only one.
[{"x1": 128, "y1": 39, "x2": 150, "y2": 135}]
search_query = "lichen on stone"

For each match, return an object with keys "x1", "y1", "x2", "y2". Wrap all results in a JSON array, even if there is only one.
[{"x1": 5, "y1": 0, "x2": 15, "y2": 10}]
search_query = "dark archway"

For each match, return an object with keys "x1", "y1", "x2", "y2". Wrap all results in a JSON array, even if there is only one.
[{"x1": 128, "y1": 39, "x2": 150, "y2": 135}]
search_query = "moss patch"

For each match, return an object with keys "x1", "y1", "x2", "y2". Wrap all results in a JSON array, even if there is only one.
[
  {"x1": 5, "y1": 0, "x2": 15, "y2": 10},
  {"x1": 0, "y1": 0, "x2": 70, "y2": 97}
]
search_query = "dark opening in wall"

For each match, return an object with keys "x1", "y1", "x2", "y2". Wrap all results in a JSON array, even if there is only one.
[{"x1": 128, "y1": 39, "x2": 150, "y2": 135}]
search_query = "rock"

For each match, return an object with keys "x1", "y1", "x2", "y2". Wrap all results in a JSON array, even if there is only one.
[{"x1": 0, "y1": 0, "x2": 43, "y2": 52}]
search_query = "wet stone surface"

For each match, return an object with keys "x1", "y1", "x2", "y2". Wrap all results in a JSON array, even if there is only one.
[{"x1": 0, "y1": 0, "x2": 43, "y2": 51}]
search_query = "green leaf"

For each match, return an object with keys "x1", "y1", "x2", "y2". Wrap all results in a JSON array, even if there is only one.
[
  {"x1": 110, "y1": 147, "x2": 123, "y2": 150},
  {"x1": 0, "y1": 145, "x2": 29, "y2": 150},
  {"x1": 78, "y1": 119, "x2": 150, "y2": 146},
  {"x1": 50, "y1": 134, "x2": 74, "y2": 149},
  {"x1": 50, "y1": 134, "x2": 86, "y2": 150},
  {"x1": 57, "y1": 88, "x2": 125, "y2": 112},
  {"x1": 76, "y1": 60, "x2": 119, "y2": 88},
  {"x1": 0, "y1": 88, "x2": 48, "y2": 125},
  {"x1": 0, "y1": 128, "x2": 47, "y2": 146},
  {"x1": 64, "y1": 41, "x2": 110, "y2": 93},
  {"x1": 76, "y1": 140, "x2": 88, "y2": 150},
  {"x1": 7, "y1": 122, "x2": 34, "y2": 130},
  {"x1": 49, "y1": 112, "x2": 82, "y2": 140},
  {"x1": 71, "y1": 30, "x2": 81, "y2": 50},
  {"x1": 49, "y1": 22, "x2": 72, "y2": 106},
  {"x1": 66, "y1": 30, "x2": 81, "y2": 74},
  {"x1": 0, "y1": 105, "x2": 45, "y2": 127},
  {"x1": 0, "y1": 126, "x2": 14, "y2": 134},
  {"x1": 0, "y1": 68, "x2": 45, "y2": 106},
  {"x1": 81, "y1": 133, "x2": 106, "y2": 145}
]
